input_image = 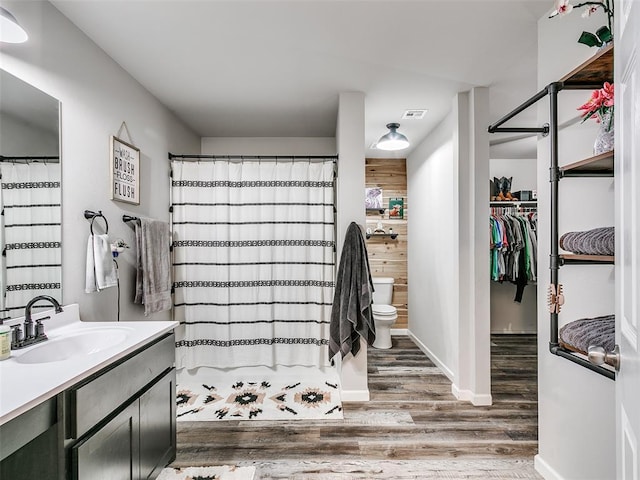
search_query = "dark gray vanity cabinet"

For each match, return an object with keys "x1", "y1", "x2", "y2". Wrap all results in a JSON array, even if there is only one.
[
  {"x1": 0, "y1": 332, "x2": 176, "y2": 480},
  {"x1": 67, "y1": 332, "x2": 176, "y2": 480}
]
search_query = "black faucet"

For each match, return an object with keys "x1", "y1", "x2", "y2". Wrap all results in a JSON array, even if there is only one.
[{"x1": 17, "y1": 295, "x2": 64, "y2": 347}]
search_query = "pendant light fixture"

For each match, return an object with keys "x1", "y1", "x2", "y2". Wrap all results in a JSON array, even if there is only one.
[
  {"x1": 0, "y1": 6, "x2": 28, "y2": 44},
  {"x1": 376, "y1": 123, "x2": 409, "y2": 151}
]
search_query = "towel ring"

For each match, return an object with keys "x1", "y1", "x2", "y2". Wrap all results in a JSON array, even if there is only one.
[{"x1": 84, "y1": 210, "x2": 109, "y2": 235}]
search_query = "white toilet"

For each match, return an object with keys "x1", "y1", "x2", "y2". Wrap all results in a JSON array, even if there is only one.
[{"x1": 371, "y1": 277, "x2": 398, "y2": 349}]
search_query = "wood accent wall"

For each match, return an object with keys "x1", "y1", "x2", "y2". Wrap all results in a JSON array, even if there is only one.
[{"x1": 365, "y1": 158, "x2": 408, "y2": 329}]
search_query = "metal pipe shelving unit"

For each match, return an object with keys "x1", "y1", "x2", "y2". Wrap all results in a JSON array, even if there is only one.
[{"x1": 488, "y1": 45, "x2": 615, "y2": 381}]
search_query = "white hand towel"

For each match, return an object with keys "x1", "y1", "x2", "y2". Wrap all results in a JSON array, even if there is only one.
[{"x1": 85, "y1": 234, "x2": 117, "y2": 293}]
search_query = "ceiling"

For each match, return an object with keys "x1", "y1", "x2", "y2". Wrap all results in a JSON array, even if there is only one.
[{"x1": 51, "y1": 0, "x2": 551, "y2": 159}]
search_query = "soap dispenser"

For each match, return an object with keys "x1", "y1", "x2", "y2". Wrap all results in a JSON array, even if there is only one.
[{"x1": 0, "y1": 323, "x2": 10, "y2": 360}]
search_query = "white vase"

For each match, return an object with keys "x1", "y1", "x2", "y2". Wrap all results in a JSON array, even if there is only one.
[{"x1": 594, "y1": 112, "x2": 614, "y2": 155}]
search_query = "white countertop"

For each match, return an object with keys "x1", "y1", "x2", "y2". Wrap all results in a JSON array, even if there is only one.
[{"x1": 0, "y1": 304, "x2": 177, "y2": 425}]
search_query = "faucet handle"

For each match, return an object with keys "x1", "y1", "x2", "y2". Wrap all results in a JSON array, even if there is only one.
[
  {"x1": 35, "y1": 316, "x2": 51, "y2": 339},
  {"x1": 9, "y1": 324, "x2": 23, "y2": 348}
]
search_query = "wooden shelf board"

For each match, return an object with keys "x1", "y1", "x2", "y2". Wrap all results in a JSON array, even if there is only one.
[
  {"x1": 560, "y1": 151, "x2": 614, "y2": 174},
  {"x1": 561, "y1": 45, "x2": 613, "y2": 86},
  {"x1": 366, "y1": 233, "x2": 398, "y2": 240},
  {"x1": 561, "y1": 253, "x2": 615, "y2": 264}
]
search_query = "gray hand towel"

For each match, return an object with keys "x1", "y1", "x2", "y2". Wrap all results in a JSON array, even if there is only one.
[{"x1": 134, "y1": 218, "x2": 171, "y2": 315}]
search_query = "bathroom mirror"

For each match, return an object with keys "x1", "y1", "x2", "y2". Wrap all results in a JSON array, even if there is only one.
[{"x1": 0, "y1": 69, "x2": 62, "y2": 320}]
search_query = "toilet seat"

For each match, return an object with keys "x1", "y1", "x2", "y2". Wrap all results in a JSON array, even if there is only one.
[{"x1": 372, "y1": 304, "x2": 397, "y2": 316}]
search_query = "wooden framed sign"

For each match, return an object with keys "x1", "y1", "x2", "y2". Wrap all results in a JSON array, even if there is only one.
[{"x1": 110, "y1": 135, "x2": 139, "y2": 205}]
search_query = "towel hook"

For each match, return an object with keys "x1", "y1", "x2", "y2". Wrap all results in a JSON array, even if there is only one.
[{"x1": 84, "y1": 210, "x2": 109, "y2": 235}]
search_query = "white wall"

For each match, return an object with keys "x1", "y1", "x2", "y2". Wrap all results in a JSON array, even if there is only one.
[
  {"x1": 0, "y1": 1, "x2": 201, "y2": 322},
  {"x1": 201, "y1": 137, "x2": 335, "y2": 156},
  {"x1": 407, "y1": 88, "x2": 491, "y2": 405},
  {"x1": 535, "y1": 10, "x2": 615, "y2": 480},
  {"x1": 490, "y1": 158, "x2": 537, "y2": 194},
  {"x1": 490, "y1": 282, "x2": 537, "y2": 333},
  {"x1": 490, "y1": 157, "x2": 538, "y2": 334},
  {"x1": 335, "y1": 91, "x2": 368, "y2": 401},
  {"x1": 457, "y1": 87, "x2": 491, "y2": 405},
  {"x1": 407, "y1": 105, "x2": 458, "y2": 381}
]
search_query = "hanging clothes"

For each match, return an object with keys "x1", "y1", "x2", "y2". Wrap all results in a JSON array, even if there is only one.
[{"x1": 490, "y1": 207, "x2": 537, "y2": 302}]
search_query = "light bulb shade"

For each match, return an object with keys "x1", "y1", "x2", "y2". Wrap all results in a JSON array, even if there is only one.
[
  {"x1": 0, "y1": 7, "x2": 28, "y2": 44},
  {"x1": 376, "y1": 122, "x2": 409, "y2": 151}
]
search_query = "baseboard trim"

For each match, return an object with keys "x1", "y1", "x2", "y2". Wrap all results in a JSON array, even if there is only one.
[
  {"x1": 451, "y1": 384, "x2": 493, "y2": 406},
  {"x1": 407, "y1": 330, "x2": 492, "y2": 406},
  {"x1": 534, "y1": 454, "x2": 564, "y2": 480},
  {"x1": 407, "y1": 330, "x2": 455, "y2": 382},
  {"x1": 340, "y1": 389, "x2": 370, "y2": 402},
  {"x1": 391, "y1": 328, "x2": 408, "y2": 336}
]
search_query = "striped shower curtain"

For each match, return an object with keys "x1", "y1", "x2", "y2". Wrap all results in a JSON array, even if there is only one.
[
  {"x1": 0, "y1": 162, "x2": 61, "y2": 320},
  {"x1": 171, "y1": 158, "x2": 335, "y2": 369}
]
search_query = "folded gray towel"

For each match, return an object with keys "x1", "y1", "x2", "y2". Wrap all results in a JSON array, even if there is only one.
[
  {"x1": 329, "y1": 222, "x2": 375, "y2": 362},
  {"x1": 559, "y1": 314, "x2": 615, "y2": 355},
  {"x1": 559, "y1": 226, "x2": 614, "y2": 256},
  {"x1": 134, "y1": 218, "x2": 172, "y2": 315}
]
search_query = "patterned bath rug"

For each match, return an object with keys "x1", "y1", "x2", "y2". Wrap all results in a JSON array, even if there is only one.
[
  {"x1": 156, "y1": 465, "x2": 255, "y2": 480},
  {"x1": 176, "y1": 377, "x2": 343, "y2": 421}
]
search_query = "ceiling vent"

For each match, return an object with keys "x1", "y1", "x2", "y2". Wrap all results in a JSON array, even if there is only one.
[{"x1": 402, "y1": 109, "x2": 427, "y2": 120}]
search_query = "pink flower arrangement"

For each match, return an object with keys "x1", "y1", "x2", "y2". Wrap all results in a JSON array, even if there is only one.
[{"x1": 577, "y1": 82, "x2": 614, "y2": 130}]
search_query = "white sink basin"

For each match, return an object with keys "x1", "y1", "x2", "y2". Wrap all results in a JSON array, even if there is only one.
[{"x1": 15, "y1": 327, "x2": 133, "y2": 364}]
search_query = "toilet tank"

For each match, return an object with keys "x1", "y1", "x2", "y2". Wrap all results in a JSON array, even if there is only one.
[{"x1": 372, "y1": 277, "x2": 394, "y2": 305}]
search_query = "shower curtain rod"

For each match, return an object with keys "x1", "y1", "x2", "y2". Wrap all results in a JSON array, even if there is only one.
[
  {"x1": 0, "y1": 155, "x2": 60, "y2": 163},
  {"x1": 168, "y1": 153, "x2": 338, "y2": 162}
]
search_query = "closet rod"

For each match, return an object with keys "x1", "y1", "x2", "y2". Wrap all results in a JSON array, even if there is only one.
[
  {"x1": 488, "y1": 85, "x2": 552, "y2": 133},
  {"x1": 0, "y1": 155, "x2": 60, "y2": 163},
  {"x1": 168, "y1": 153, "x2": 338, "y2": 162}
]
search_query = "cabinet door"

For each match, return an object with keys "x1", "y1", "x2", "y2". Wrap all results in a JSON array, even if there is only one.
[
  {"x1": 72, "y1": 401, "x2": 140, "y2": 480},
  {"x1": 139, "y1": 368, "x2": 176, "y2": 480}
]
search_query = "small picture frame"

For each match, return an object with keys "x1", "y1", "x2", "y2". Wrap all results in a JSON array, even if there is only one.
[
  {"x1": 110, "y1": 135, "x2": 140, "y2": 205},
  {"x1": 389, "y1": 198, "x2": 404, "y2": 219},
  {"x1": 365, "y1": 187, "x2": 383, "y2": 210}
]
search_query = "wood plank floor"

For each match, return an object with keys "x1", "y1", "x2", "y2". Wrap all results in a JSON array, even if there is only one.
[{"x1": 173, "y1": 334, "x2": 542, "y2": 479}]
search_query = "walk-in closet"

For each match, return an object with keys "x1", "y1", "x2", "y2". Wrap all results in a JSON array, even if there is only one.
[{"x1": 489, "y1": 159, "x2": 538, "y2": 336}]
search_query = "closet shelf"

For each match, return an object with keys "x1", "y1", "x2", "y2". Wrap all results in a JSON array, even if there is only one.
[
  {"x1": 560, "y1": 151, "x2": 614, "y2": 177},
  {"x1": 489, "y1": 200, "x2": 537, "y2": 206},
  {"x1": 561, "y1": 254, "x2": 615, "y2": 265},
  {"x1": 366, "y1": 233, "x2": 398, "y2": 240}
]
